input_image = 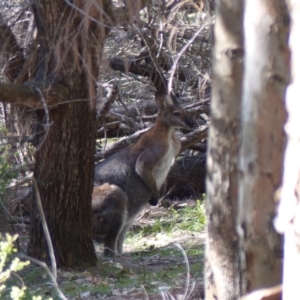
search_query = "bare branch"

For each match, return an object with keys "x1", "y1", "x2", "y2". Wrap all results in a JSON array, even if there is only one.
[
  {"x1": 18, "y1": 253, "x2": 67, "y2": 300},
  {"x1": 0, "y1": 17, "x2": 25, "y2": 82},
  {"x1": 178, "y1": 124, "x2": 209, "y2": 151},
  {"x1": 0, "y1": 83, "x2": 39, "y2": 107},
  {"x1": 95, "y1": 127, "x2": 150, "y2": 160},
  {"x1": 96, "y1": 123, "x2": 208, "y2": 161},
  {"x1": 0, "y1": 82, "x2": 68, "y2": 108},
  {"x1": 97, "y1": 84, "x2": 119, "y2": 123},
  {"x1": 167, "y1": 20, "x2": 211, "y2": 95}
]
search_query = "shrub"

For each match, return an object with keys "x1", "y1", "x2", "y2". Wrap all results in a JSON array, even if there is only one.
[{"x1": 0, "y1": 234, "x2": 30, "y2": 300}]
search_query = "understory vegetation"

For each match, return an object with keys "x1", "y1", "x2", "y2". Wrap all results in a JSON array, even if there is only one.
[
  {"x1": 1, "y1": 202, "x2": 205, "y2": 299},
  {"x1": 0, "y1": 0, "x2": 209, "y2": 298}
]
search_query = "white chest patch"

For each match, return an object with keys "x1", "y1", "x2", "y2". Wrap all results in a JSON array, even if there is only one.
[{"x1": 154, "y1": 144, "x2": 177, "y2": 190}]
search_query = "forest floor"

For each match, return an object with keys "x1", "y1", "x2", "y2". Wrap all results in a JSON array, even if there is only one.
[{"x1": 6, "y1": 199, "x2": 206, "y2": 300}]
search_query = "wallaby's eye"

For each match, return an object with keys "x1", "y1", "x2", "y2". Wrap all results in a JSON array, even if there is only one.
[{"x1": 173, "y1": 112, "x2": 181, "y2": 117}]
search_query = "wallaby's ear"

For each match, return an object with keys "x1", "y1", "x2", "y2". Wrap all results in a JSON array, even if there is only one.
[{"x1": 155, "y1": 92, "x2": 175, "y2": 110}]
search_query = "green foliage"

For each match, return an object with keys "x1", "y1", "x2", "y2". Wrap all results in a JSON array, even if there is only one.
[
  {"x1": 0, "y1": 234, "x2": 30, "y2": 300},
  {"x1": 0, "y1": 126, "x2": 17, "y2": 196},
  {"x1": 175, "y1": 199, "x2": 206, "y2": 232},
  {"x1": 129, "y1": 199, "x2": 206, "y2": 239},
  {"x1": 125, "y1": 199, "x2": 206, "y2": 262},
  {"x1": 0, "y1": 234, "x2": 54, "y2": 300}
]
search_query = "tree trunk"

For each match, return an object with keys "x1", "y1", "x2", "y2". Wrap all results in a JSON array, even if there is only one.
[
  {"x1": 205, "y1": 0, "x2": 244, "y2": 299},
  {"x1": 238, "y1": 0, "x2": 289, "y2": 293},
  {"x1": 274, "y1": 1, "x2": 300, "y2": 299},
  {"x1": 26, "y1": 0, "x2": 109, "y2": 268},
  {"x1": 27, "y1": 101, "x2": 97, "y2": 267}
]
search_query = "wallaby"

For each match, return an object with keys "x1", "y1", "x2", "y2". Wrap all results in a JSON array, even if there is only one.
[
  {"x1": 92, "y1": 183, "x2": 129, "y2": 257},
  {"x1": 93, "y1": 93, "x2": 194, "y2": 256}
]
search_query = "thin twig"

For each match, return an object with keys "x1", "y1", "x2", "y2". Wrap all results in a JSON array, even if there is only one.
[
  {"x1": 10, "y1": 271, "x2": 25, "y2": 291},
  {"x1": 133, "y1": 23, "x2": 167, "y2": 91},
  {"x1": 140, "y1": 284, "x2": 150, "y2": 300},
  {"x1": 174, "y1": 243, "x2": 195, "y2": 300},
  {"x1": 18, "y1": 253, "x2": 67, "y2": 300},
  {"x1": 32, "y1": 177, "x2": 57, "y2": 280},
  {"x1": 167, "y1": 20, "x2": 211, "y2": 96}
]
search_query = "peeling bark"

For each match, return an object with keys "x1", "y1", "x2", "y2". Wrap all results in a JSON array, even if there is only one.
[
  {"x1": 274, "y1": 1, "x2": 300, "y2": 299},
  {"x1": 205, "y1": 0, "x2": 244, "y2": 299},
  {"x1": 238, "y1": 0, "x2": 289, "y2": 294}
]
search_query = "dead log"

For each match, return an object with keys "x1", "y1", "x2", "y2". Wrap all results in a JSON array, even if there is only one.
[
  {"x1": 96, "y1": 99, "x2": 210, "y2": 138},
  {"x1": 166, "y1": 153, "x2": 206, "y2": 199},
  {"x1": 96, "y1": 124, "x2": 208, "y2": 161}
]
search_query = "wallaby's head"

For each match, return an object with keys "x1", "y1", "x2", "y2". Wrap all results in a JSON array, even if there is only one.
[{"x1": 155, "y1": 93, "x2": 195, "y2": 130}]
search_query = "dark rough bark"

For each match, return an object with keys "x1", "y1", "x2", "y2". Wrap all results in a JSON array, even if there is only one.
[
  {"x1": 27, "y1": 101, "x2": 97, "y2": 267},
  {"x1": 205, "y1": 0, "x2": 244, "y2": 299},
  {"x1": 26, "y1": 0, "x2": 110, "y2": 268}
]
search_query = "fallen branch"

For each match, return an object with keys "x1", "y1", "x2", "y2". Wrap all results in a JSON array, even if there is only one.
[{"x1": 0, "y1": 82, "x2": 68, "y2": 108}]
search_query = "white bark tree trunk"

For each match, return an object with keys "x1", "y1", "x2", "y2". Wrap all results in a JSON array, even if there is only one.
[
  {"x1": 238, "y1": 0, "x2": 289, "y2": 294},
  {"x1": 205, "y1": 1, "x2": 244, "y2": 299},
  {"x1": 274, "y1": 1, "x2": 300, "y2": 299}
]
